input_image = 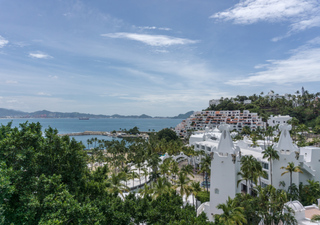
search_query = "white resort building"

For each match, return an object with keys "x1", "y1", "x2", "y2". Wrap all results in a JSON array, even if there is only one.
[
  {"x1": 268, "y1": 114, "x2": 292, "y2": 127},
  {"x1": 175, "y1": 110, "x2": 265, "y2": 138},
  {"x1": 191, "y1": 124, "x2": 320, "y2": 224}
]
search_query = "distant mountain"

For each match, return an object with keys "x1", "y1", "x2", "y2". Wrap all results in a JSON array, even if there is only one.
[
  {"x1": 171, "y1": 111, "x2": 194, "y2": 119},
  {"x1": 0, "y1": 108, "x2": 192, "y2": 119},
  {"x1": 0, "y1": 108, "x2": 28, "y2": 117}
]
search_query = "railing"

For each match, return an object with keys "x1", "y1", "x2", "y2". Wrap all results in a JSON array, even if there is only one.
[{"x1": 197, "y1": 202, "x2": 210, "y2": 216}]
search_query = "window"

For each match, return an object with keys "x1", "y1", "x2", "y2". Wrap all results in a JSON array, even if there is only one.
[
  {"x1": 215, "y1": 188, "x2": 219, "y2": 194},
  {"x1": 262, "y1": 162, "x2": 269, "y2": 170},
  {"x1": 263, "y1": 173, "x2": 269, "y2": 180},
  {"x1": 196, "y1": 145, "x2": 199, "y2": 148},
  {"x1": 261, "y1": 182, "x2": 267, "y2": 188}
]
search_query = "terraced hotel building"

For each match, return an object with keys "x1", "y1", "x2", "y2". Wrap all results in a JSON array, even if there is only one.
[{"x1": 175, "y1": 110, "x2": 265, "y2": 138}]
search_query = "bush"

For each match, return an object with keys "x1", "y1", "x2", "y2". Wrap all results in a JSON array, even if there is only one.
[
  {"x1": 157, "y1": 128, "x2": 179, "y2": 142},
  {"x1": 126, "y1": 126, "x2": 140, "y2": 135},
  {"x1": 196, "y1": 191, "x2": 210, "y2": 203}
]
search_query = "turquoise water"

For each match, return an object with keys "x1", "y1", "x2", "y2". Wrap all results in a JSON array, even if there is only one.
[{"x1": 0, "y1": 118, "x2": 182, "y2": 147}]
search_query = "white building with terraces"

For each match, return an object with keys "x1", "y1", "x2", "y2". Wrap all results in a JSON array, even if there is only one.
[
  {"x1": 190, "y1": 124, "x2": 320, "y2": 224},
  {"x1": 175, "y1": 110, "x2": 265, "y2": 138}
]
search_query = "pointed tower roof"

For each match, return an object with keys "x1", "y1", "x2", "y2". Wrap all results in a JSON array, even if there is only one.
[
  {"x1": 274, "y1": 124, "x2": 299, "y2": 152},
  {"x1": 213, "y1": 127, "x2": 220, "y2": 133},
  {"x1": 216, "y1": 124, "x2": 235, "y2": 154}
]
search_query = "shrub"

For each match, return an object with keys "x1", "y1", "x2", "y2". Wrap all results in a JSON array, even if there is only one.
[{"x1": 196, "y1": 191, "x2": 210, "y2": 203}]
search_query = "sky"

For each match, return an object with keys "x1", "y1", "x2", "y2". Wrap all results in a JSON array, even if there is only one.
[{"x1": 0, "y1": 0, "x2": 320, "y2": 116}]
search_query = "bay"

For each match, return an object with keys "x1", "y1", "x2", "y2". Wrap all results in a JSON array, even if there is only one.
[{"x1": 0, "y1": 118, "x2": 182, "y2": 147}]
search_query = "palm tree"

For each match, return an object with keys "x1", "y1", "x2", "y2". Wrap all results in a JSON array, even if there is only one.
[
  {"x1": 262, "y1": 146, "x2": 279, "y2": 187},
  {"x1": 138, "y1": 183, "x2": 152, "y2": 198},
  {"x1": 141, "y1": 167, "x2": 149, "y2": 184},
  {"x1": 280, "y1": 162, "x2": 303, "y2": 190},
  {"x1": 106, "y1": 172, "x2": 130, "y2": 198},
  {"x1": 239, "y1": 155, "x2": 260, "y2": 194},
  {"x1": 159, "y1": 161, "x2": 171, "y2": 181},
  {"x1": 181, "y1": 164, "x2": 194, "y2": 178},
  {"x1": 199, "y1": 154, "x2": 211, "y2": 192},
  {"x1": 170, "y1": 161, "x2": 180, "y2": 184},
  {"x1": 174, "y1": 171, "x2": 191, "y2": 199},
  {"x1": 190, "y1": 181, "x2": 202, "y2": 212},
  {"x1": 151, "y1": 177, "x2": 172, "y2": 200},
  {"x1": 237, "y1": 170, "x2": 250, "y2": 194},
  {"x1": 217, "y1": 196, "x2": 247, "y2": 225},
  {"x1": 128, "y1": 169, "x2": 140, "y2": 188}
]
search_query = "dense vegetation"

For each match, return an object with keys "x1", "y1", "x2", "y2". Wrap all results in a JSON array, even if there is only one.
[
  {"x1": 0, "y1": 122, "x2": 212, "y2": 224},
  {"x1": 206, "y1": 90, "x2": 320, "y2": 128},
  {"x1": 1, "y1": 121, "x2": 315, "y2": 224}
]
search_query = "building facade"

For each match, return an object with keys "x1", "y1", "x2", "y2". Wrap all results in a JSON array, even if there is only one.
[
  {"x1": 175, "y1": 110, "x2": 265, "y2": 138},
  {"x1": 193, "y1": 123, "x2": 320, "y2": 221}
]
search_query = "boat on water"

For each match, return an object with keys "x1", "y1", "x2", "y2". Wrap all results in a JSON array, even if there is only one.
[{"x1": 79, "y1": 117, "x2": 89, "y2": 120}]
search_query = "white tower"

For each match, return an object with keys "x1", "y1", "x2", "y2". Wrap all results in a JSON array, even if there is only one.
[{"x1": 207, "y1": 124, "x2": 241, "y2": 218}]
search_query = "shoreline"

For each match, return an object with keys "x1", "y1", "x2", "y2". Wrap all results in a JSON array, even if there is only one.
[{"x1": 57, "y1": 131, "x2": 150, "y2": 138}]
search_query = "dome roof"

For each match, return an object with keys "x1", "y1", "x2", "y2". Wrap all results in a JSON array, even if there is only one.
[{"x1": 284, "y1": 200, "x2": 305, "y2": 212}]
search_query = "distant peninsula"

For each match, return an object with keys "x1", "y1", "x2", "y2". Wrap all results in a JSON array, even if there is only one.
[{"x1": 0, "y1": 108, "x2": 194, "y2": 120}]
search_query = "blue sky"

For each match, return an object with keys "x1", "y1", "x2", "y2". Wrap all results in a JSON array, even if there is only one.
[{"x1": 0, "y1": 0, "x2": 320, "y2": 116}]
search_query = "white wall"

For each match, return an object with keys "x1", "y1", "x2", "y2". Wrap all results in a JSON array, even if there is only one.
[{"x1": 209, "y1": 153, "x2": 240, "y2": 216}]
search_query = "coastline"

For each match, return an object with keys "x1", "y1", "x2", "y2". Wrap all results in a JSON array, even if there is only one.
[{"x1": 57, "y1": 131, "x2": 150, "y2": 139}]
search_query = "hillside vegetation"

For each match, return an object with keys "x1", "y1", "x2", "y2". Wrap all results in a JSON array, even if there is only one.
[{"x1": 206, "y1": 90, "x2": 320, "y2": 128}]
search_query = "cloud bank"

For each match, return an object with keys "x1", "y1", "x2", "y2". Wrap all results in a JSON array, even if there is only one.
[
  {"x1": 138, "y1": 26, "x2": 172, "y2": 31},
  {"x1": 226, "y1": 37, "x2": 320, "y2": 85},
  {"x1": 29, "y1": 51, "x2": 53, "y2": 59},
  {"x1": 101, "y1": 33, "x2": 198, "y2": 46},
  {"x1": 0, "y1": 35, "x2": 9, "y2": 48},
  {"x1": 211, "y1": 0, "x2": 320, "y2": 40}
]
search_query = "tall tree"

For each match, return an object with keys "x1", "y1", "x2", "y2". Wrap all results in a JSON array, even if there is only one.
[
  {"x1": 280, "y1": 162, "x2": 303, "y2": 191},
  {"x1": 216, "y1": 197, "x2": 247, "y2": 225},
  {"x1": 262, "y1": 146, "x2": 279, "y2": 187}
]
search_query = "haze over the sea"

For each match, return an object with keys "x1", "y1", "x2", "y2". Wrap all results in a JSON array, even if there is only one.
[{"x1": 1, "y1": 0, "x2": 320, "y2": 116}]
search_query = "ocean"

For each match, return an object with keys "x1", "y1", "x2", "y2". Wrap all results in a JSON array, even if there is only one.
[{"x1": 0, "y1": 118, "x2": 182, "y2": 147}]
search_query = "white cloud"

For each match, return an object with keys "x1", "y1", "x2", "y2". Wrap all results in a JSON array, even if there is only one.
[
  {"x1": 158, "y1": 27, "x2": 172, "y2": 31},
  {"x1": 211, "y1": 0, "x2": 320, "y2": 39},
  {"x1": 138, "y1": 26, "x2": 172, "y2": 31},
  {"x1": 139, "y1": 26, "x2": 157, "y2": 30},
  {"x1": 14, "y1": 42, "x2": 29, "y2": 47},
  {"x1": 48, "y1": 75, "x2": 58, "y2": 79},
  {"x1": 0, "y1": 96, "x2": 3, "y2": 99},
  {"x1": 37, "y1": 92, "x2": 51, "y2": 96},
  {"x1": 101, "y1": 33, "x2": 198, "y2": 46},
  {"x1": 7, "y1": 99, "x2": 18, "y2": 103},
  {"x1": 0, "y1": 35, "x2": 9, "y2": 48},
  {"x1": 226, "y1": 37, "x2": 320, "y2": 85},
  {"x1": 29, "y1": 51, "x2": 53, "y2": 59},
  {"x1": 154, "y1": 49, "x2": 169, "y2": 53}
]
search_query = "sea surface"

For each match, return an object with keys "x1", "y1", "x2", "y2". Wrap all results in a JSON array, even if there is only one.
[{"x1": 0, "y1": 118, "x2": 182, "y2": 147}]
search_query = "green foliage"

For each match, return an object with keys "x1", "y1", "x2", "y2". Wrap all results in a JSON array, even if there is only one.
[
  {"x1": 0, "y1": 121, "x2": 213, "y2": 224},
  {"x1": 156, "y1": 128, "x2": 179, "y2": 142},
  {"x1": 125, "y1": 126, "x2": 140, "y2": 135},
  {"x1": 206, "y1": 91, "x2": 320, "y2": 125},
  {"x1": 286, "y1": 180, "x2": 320, "y2": 206},
  {"x1": 228, "y1": 186, "x2": 297, "y2": 225},
  {"x1": 196, "y1": 191, "x2": 210, "y2": 203}
]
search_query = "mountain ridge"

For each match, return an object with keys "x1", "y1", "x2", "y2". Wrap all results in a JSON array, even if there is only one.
[{"x1": 0, "y1": 108, "x2": 194, "y2": 119}]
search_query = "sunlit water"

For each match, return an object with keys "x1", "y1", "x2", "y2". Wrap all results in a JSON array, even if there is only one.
[{"x1": 0, "y1": 118, "x2": 182, "y2": 147}]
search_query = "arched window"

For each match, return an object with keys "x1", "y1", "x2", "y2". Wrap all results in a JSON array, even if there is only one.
[{"x1": 215, "y1": 188, "x2": 219, "y2": 194}]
